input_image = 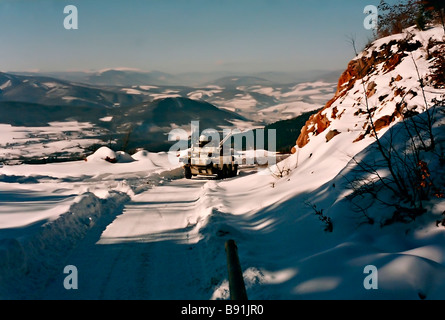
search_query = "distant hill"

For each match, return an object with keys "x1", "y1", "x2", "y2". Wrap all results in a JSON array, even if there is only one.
[
  {"x1": 8, "y1": 69, "x2": 343, "y2": 87},
  {"x1": 208, "y1": 76, "x2": 273, "y2": 88},
  {"x1": 110, "y1": 97, "x2": 249, "y2": 152},
  {"x1": 0, "y1": 101, "x2": 109, "y2": 127},
  {"x1": 0, "y1": 69, "x2": 337, "y2": 157},
  {"x1": 230, "y1": 109, "x2": 321, "y2": 153},
  {"x1": 84, "y1": 70, "x2": 180, "y2": 87},
  {"x1": 0, "y1": 96, "x2": 249, "y2": 161},
  {"x1": 254, "y1": 70, "x2": 343, "y2": 84},
  {"x1": 0, "y1": 72, "x2": 144, "y2": 108},
  {"x1": 262, "y1": 109, "x2": 322, "y2": 153}
]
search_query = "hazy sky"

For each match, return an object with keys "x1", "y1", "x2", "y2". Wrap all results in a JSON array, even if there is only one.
[{"x1": 0, "y1": 0, "x2": 382, "y2": 74}]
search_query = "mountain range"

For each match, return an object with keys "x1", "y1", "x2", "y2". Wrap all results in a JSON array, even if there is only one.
[
  {"x1": 0, "y1": 72, "x2": 144, "y2": 108},
  {"x1": 7, "y1": 69, "x2": 342, "y2": 87},
  {"x1": 0, "y1": 68, "x2": 337, "y2": 159}
]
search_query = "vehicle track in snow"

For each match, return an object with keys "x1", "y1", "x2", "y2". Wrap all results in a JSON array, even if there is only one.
[{"x1": 40, "y1": 177, "x2": 229, "y2": 300}]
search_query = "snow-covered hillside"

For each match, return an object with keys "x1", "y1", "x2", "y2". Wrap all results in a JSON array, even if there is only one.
[
  {"x1": 118, "y1": 79, "x2": 336, "y2": 124},
  {"x1": 0, "y1": 25, "x2": 444, "y2": 300},
  {"x1": 211, "y1": 81, "x2": 336, "y2": 124},
  {"x1": 0, "y1": 72, "x2": 143, "y2": 108},
  {"x1": 297, "y1": 25, "x2": 444, "y2": 149}
]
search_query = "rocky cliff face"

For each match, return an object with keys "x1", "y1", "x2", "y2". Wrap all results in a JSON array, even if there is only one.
[{"x1": 296, "y1": 25, "x2": 445, "y2": 150}]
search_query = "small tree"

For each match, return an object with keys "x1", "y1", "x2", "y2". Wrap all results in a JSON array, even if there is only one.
[
  {"x1": 416, "y1": 5, "x2": 428, "y2": 31},
  {"x1": 421, "y1": 0, "x2": 445, "y2": 32},
  {"x1": 305, "y1": 201, "x2": 334, "y2": 233},
  {"x1": 378, "y1": 0, "x2": 425, "y2": 36},
  {"x1": 346, "y1": 36, "x2": 443, "y2": 226},
  {"x1": 121, "y1": 125, "x2": 133, "y2": 152}
]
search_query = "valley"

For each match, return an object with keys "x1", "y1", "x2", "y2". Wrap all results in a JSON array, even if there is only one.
[{"x1": 0, "y1": 71, "x2": 337, "y2": 163}]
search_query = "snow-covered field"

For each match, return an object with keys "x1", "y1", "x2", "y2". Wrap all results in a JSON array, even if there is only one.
[
  {"x1": 0, "y1": 121, "x2": 105, "y2": 163},
  {"x1": 118, "y1": 80, "x2": 337, "y2": 125},
  {"x1": 205, "y1": 81, "x2": 336, "y2": 124}
]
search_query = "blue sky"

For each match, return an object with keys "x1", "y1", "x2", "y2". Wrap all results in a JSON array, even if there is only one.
[{"x1": 0, "y1": 0, "x2": 382, "y2": 74}]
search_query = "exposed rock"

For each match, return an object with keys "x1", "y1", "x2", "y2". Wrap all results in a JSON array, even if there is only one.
[
  {"x1": 373, "y1": 115, "x2": 395, "y2": 132},
  {"x1": 296, "y1": 123, "x2": 310, "y2": 148},
  {"x1": 325, "y1": 130, "x2": 341, "y2": 142},
  {"x1": 394, "y1": 87, "x2": 406, "y2": 97},
  {"x1": 428, "y1": 40, "x2": 445, "y2": 88},
  {"x1": 296, "y1": 112, "x2": 331, "y2": 148},
  {"x1": 366, "y1": 81, "x2": 377, "y2": 98},
  {"x1": 353, "y1": 133, "x2": 366, "y2": 143},
  {"x1": 331, "y1": 107, "x2": 338, "y2": 119},
  {"x1": 383, "y1": 52, "x2": 405, "y2": 73}
]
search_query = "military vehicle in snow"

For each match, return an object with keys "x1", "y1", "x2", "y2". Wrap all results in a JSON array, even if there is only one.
[{"x1": 180, "y1": 132, "x2": 239, "y2": 179}]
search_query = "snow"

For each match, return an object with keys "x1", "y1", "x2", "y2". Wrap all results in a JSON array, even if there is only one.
[
  {"x1": 2, "y1": 105, "x2": 443, "y2": 300},
  {"x1": 62, "y1": 96, "x2": 89, "y2": 103},
  {"x1": 282, "y1": 81, "x2": 336, "y2": 100},
  {"x1": 149, "y1": 93, "x2": 182, "y2": 100},
  {"x1": 0, "y1": 121, "x2": 103, "y2": 162},
  {"x1": 0, "y1": 146, "x2": 185, "y2": 297},
  {"x1": 187, "y1": 89, "x2": 223, "y2": 100},
  {"x1": 42, "y1": 82, "x2": 58, "y2": 89},
  {"x1": 259, "y1": 101, "x2": 321, "y2": 120},
  {"x1": 139, "y1": 85, "x2": 159, "y2": 90},
  {"x1": 99, "y1": 116, "x2": 113, "y2": 122},
  {"x1": 214, "y1": 94, "x2": 257, "y2": 111},
  {"x1": 121, "y1": 88, "x2": 144, "y2": 95},
  {"x1": 0, "y1": 25, "x2": 444, "y2": 300},
  {"x1": 0, "y1": 124, "x2": 29, "y2": 145},
  {"x1": 205, "y1": 85, "x2": 224, "y2": 90},
  {"x1": 206, "y1": 81, "x2": 336, "y2": 124},
  {"x1": 86, "y1": 146, "x2": 114, "y2": 160},
  {"x1": 249, "y1": 86, "x2": 282, "y2": 99},
  {"x1": 0, "y1": 80, "x2": 12, "y2": 90}
]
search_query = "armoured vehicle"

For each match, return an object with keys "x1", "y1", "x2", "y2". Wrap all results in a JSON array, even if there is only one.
[{"x1": 180, "y1": 132, "x2": 239, "y2": 179}]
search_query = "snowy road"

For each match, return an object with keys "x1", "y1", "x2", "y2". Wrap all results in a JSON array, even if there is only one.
[{"x1": 40, "y1": 178, "x2": 229, "y2": 300}]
